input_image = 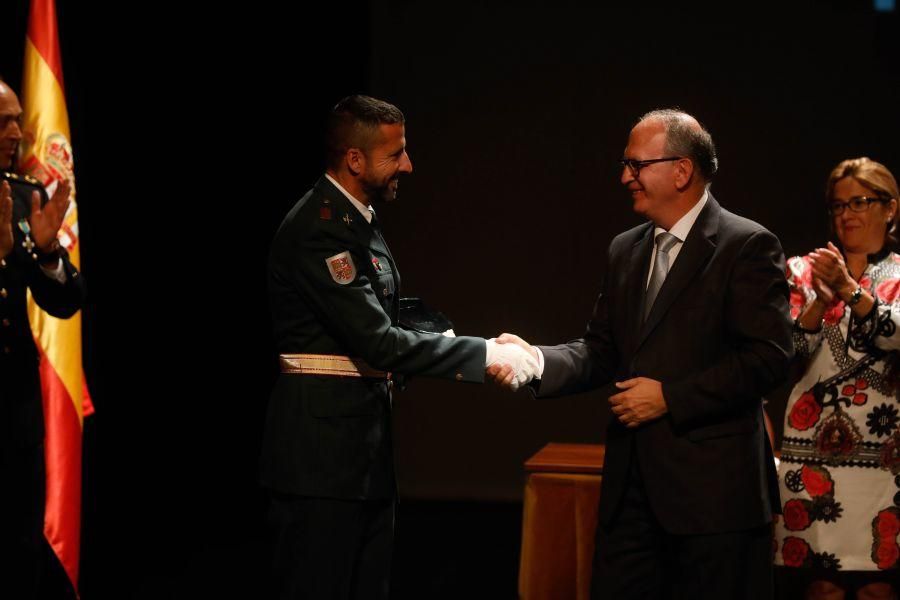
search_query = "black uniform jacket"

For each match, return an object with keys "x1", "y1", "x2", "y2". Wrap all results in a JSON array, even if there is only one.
[
  {"x1": 536, "y1": 195, "x2": 793, "y2": 535},
  {"x1": 0, "y1": 171, "x2": 86, "y2": 450},
  {"x1": 261, "y1": 176, "x2": 485, "y2": 500}
]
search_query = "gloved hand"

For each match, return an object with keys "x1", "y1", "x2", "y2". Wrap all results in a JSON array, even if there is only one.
[{"x1": 485, "y1": 339, "x2": 540, "y2": 391}]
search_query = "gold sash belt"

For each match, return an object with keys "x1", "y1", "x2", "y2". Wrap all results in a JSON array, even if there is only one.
[{"x1": 279, "y1": 353, "x2": 389, "y2": 379}]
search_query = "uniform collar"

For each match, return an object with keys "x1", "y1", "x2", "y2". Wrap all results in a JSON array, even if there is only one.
[{"x1": 324, "y1": 173, "x2": 374, "y2": 224}]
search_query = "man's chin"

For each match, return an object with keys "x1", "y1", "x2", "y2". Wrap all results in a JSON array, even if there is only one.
[
  {"x1": 379, "y1": 185, "x2": 398, "y2": 203},
  {"x1": 630, "y1": 198, "x2": 648, "y2": 217}
]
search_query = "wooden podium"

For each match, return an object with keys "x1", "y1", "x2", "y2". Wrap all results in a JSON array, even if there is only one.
[{"x1": 518, "y1": 443, "x2": 605, "y2": 600}]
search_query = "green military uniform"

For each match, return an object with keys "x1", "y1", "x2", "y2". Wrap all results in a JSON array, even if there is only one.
[{"x1": 261, "y1": 175, "x2": 485, "y2": 599}]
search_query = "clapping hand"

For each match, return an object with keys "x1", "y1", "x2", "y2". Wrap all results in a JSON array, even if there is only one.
[
  {"x1": 808, "y1": 242, "x2": 853, "y2": 298},
  {"x1": 29, "y1": 178, "x2": 70, "y2": 252}
]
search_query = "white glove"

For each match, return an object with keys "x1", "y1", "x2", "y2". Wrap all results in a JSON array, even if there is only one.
[{"x1": 485, "y1": 339, "x2": 540, "y2": 391}]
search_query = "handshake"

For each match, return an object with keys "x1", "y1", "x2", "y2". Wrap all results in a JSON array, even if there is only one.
[{"x1": 484, "y1": 334, "x2": 539, "y2": 391}]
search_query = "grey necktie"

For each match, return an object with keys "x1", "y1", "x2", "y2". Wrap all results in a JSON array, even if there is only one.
[{"x1": 644, "y1": 232, "x2": 679, "y2": 321}]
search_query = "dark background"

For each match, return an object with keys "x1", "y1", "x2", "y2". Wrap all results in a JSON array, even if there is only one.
[{"x1": 2, "y1": 0, "x2": 899, "y2": 597}]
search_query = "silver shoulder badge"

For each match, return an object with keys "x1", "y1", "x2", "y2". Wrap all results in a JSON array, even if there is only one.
[{"x1": 326, "y1": 251, "x2": 356, "y2": 285}]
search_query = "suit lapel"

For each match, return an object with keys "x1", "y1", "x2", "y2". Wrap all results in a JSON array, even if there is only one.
[
  {"x1": 635, "y1": 195, "x2": 720, "y2": 351},
  {"x1": 627, "y1": 224, "x2": 655, "y2": 349}
]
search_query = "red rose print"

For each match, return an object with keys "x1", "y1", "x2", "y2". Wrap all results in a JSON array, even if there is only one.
[
  {"x1": 856, "y1": 378, "x2": 869, "y2": 390},
  {"x1": 782, "y1": 537, "x2": 811, "y2": 567},
  {"x1": 823, "y1": 301, "x2": 846, "y2": 325},
  {"x1": 860, "y1": 276, "x2": 872, "y2": 289},
  {"x1": 800, "y1": 465, "x2": 834, "y2": 498},
  {"x1": 842, "y1": 385, "x2": 856, "y2": 396},
  {"x1": 783, "y1": 499, "x2": 812, "y2": 531},
  {"x1": 876, "y1": 279, "x2": 900, "y2": 304},
  {"x1": 872, "y1": 508, "x2": 900, "y2": 569},
  {"x1": 876, "y1": 509, "x2": 900, "y2": 537},
  {"x1": 789, "y1": 290, "x2": 804, "y2": 319},
  {"x1": 853, "y1": 393, "x2": 868, "y2": 406},
  {"x1": 787, "y1": 256, "x2": 813, "y2": 286},
  {"x1": 789, "y1": 392, "x2": 822, "y2": 431},
  {"x1": 875, "y1": 540, "x2": 899, "y2": 570}
]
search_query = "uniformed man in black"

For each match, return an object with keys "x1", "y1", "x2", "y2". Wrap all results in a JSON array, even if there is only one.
[
  {"x1": 261, "y1": 95, "x2": 537, "y2": 599},
  {"x1": 0, "y1": 80, "x2": 86, "y2": 597}
]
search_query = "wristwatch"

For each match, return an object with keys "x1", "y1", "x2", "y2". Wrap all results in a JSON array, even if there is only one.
[{"x1": 847, "y1": 285, "x2": 864, "y2": 306}]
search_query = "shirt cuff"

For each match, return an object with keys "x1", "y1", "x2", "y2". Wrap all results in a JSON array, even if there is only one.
[
  {"x1": 535, "y1": 347, "x2": 545, "y2": 379},
  {"x1": 40, "y1": 258, "x2": 67, "y2": 284}
]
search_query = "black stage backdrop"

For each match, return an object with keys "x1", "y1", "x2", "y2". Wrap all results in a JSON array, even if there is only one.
[{"x1": 1, "y1": 0, "x2": 898, "y2": 596}]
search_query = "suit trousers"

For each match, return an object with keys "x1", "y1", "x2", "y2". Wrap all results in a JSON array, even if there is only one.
[
  {"x1": 266, "y1": 491, "x2": 395, "y2": 600},
  {"x1": 591, "y1": 446, "x2": 774, "y2": 600}
]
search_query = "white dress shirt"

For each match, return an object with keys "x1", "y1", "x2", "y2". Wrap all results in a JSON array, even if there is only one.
[
  {"x1": 535, "y1": 189, "x2": 710, "y2": 378},
  {"x1": 325, "y1": 173, "x2": 374, "y2": 224}
]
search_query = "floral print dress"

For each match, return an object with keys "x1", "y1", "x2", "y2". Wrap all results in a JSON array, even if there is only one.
[{"x1": 774, "y1": 252, "x2": 900, "y2": 572}]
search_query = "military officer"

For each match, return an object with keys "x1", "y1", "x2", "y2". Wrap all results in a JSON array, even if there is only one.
[
  {"x1": 260, "y1": 95, "x2": 537, "y2": 599},
  {"x1": 0, "y1": 79, "x2": 86, "y2": 598}
]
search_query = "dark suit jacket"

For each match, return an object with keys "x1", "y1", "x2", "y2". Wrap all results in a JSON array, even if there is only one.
[
  {"x1": 537, "y1": 194, "x2": 792, "y2": 535},
  {"x1": 261, "y1": 176, "x2": 485, "y2": 500},
  {"x1": 0, "y1": 172, "x2": 86, "y2": 450}
]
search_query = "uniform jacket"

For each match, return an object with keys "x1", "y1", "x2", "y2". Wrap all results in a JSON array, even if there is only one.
[
  {"x1": 261, "y1": 176, "x2": 485, "y2": 500},
  {"x1": 0, "y1": 171, "x2": 85, "y2": 449}
]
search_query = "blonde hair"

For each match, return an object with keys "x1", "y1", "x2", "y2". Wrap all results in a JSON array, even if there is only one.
[{"x1": 826, "y1": 157, "x2": 899, "y2": 247}]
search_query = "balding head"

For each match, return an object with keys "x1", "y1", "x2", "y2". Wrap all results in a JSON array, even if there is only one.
[
  {"x1": 638, "y1": 109, "x2": 718, "y2": 181},
  {"x1": 0, "y1": 81, "x2": 23, "y2": 170}
]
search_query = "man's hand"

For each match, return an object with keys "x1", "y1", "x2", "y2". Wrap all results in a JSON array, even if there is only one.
[
  {"x1": 494, "y1": 332, "x2": 539, "y2": 361},
  {"x1": 609, "y1": 377, "x2": 667, "y2": 428},
  {"x1": 485, "y1": 338, "x2": 539, "y2": 391},
  {"x1": 29, "y1": 178, "x2": 70, "y2": 252},
  {"x1": 486, "y1": 363, "x2": 515, "y2": 388},
  {"x1": 0, "y1": 181, "x2": 12, "y2": 258}
]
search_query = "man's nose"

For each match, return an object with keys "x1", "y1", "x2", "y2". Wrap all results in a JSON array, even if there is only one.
[
  {"x1": 6, "y1": 121, "x2": 23, "y2": 141},
  {"x1": 399, "y1": 151, "x2": 413, "y2": 174}
]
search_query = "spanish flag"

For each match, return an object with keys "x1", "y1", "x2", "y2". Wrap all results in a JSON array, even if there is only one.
[{"x1": 20, "y1": 0, "x2": 92, "y2": 593}]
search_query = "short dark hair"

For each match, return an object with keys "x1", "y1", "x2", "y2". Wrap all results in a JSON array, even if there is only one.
[
  {"x1": 640, "y1": 109, "x2": 718, "y2": 181},
  {"x1": 324, "y1": 95, "x2": 405, "y2": 169}
]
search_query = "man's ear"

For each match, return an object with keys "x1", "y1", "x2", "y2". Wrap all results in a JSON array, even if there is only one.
[
  {"x1": 346, "y1": 148, "x2": 365, "y2": 176},
  {"x1": 673, "y1": 157, "x2": 695, "y2": 191}
]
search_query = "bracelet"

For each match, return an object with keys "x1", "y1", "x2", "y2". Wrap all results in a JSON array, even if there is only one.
[{"x1": 846, "y1": 285, "x2": 863, "y2": 306}]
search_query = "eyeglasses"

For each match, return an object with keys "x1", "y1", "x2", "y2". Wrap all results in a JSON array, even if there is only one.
[
  {"x1": 619, "y1": 156, "x2": 683, "y2": 177},
  {"x1": 827, "y1": 196, "x2": 892, "y2": 216}
]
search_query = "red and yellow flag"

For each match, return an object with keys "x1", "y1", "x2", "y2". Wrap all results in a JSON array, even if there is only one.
[{"x1": 20, "y1": 0, "x2": 92, "y2": 593}]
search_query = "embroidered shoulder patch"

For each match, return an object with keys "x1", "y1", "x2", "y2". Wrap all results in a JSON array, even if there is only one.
[{"x1": 326, "y1": 251, "x2": 356, "y2": 285}]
